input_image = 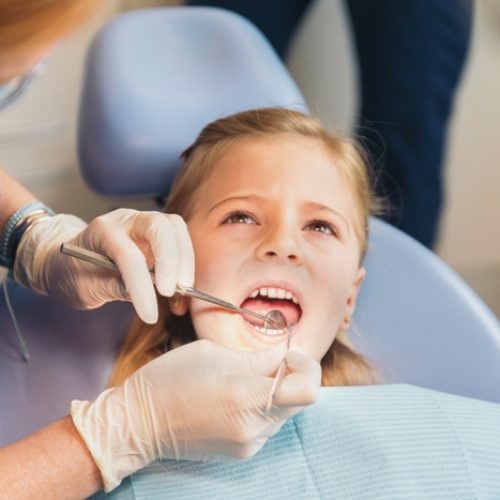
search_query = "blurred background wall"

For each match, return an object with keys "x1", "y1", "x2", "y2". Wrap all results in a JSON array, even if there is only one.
[{"x1": 0, "y1": 0, "x2": 498, "y2": 314}]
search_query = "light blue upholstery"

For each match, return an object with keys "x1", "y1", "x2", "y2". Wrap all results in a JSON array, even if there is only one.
[
  {"x1": 354, "y1": 219, "x2": 500, "y2": 402},
  {"x1": 0, "y1": 281, "x2": 132, "y2": 446},
  {"x1": 78, "y1": 7, "x2": 306, "y2": 197},
  {"x1": 0, "y1": 5, "x2": 499, "y2": 449}
]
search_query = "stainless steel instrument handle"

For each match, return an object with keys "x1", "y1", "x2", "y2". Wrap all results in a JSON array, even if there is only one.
[{"x1": 60, "y1": 243, "x2": 282, "y2": 328}]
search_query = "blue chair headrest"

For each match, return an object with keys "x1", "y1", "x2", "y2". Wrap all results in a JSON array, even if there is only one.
[{"x1": 78, "y1": 7, "x2": 307, "y2": 197}]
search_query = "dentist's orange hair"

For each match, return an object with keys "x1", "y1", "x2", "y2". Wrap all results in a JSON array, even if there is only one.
[
  {"x1": 110, "y1": 108, "x2": 381, "y2": 388},
  {"x1": 0, "y1": 0, "x2": 100, "y2": 53}
]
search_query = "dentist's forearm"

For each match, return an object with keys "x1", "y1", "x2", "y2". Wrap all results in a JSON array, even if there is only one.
[{"x1": 0, "y1": 416, "x2": 103, "y2": 499}]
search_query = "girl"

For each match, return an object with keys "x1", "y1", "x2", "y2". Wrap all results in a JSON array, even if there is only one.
[
  {"x1": 110, "y1": 106, "x2": 380, "y2": 388},
  {"x1": 97, "y1": 108, "x2": 500, "y2": 500}
]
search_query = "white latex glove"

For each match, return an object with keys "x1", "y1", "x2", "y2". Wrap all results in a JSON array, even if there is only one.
[
  {"x1": 71, "y1": 340, "x2": 321, "y2": 492},
  {"x1": 13, "y1": 209, "x2": 194, "y2": 323}
]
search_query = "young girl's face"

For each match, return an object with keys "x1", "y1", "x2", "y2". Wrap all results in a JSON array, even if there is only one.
[{"x1": 182, "y1": 135, "x2": 365, "y2": 361}]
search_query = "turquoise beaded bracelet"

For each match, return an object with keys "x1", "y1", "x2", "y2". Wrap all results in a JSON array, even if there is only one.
[{"x1": 0, "y1": 201, "x2": 54, "y2": 269}]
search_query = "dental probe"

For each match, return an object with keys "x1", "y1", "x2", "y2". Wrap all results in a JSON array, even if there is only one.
[
  {"x1": 265, "y1": 325, "x2": 293, "y2": 413},
  {"x1": 60, "y1": 242, "x2": 287, "y2": 330}
]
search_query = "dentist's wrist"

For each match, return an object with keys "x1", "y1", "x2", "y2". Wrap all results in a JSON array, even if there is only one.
[
  {"x1": 13, "y1": 213, "x2": 87, "y2": 293},
  {"x1": 0, "y1": 201, "x2": 54, "y2": 269}
]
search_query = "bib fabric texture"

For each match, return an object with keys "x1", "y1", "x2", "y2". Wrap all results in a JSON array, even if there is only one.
[{"x1": 93, "y1": 384, "x2": 500, "y2": 499}]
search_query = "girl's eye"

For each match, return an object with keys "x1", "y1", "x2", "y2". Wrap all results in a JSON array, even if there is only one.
[
  {"x1": 305, "y1": 220, "x2": 338, "y2": 237},
  {"x1": 222, "y1": 211, "x2": 256, "y2": 225}
]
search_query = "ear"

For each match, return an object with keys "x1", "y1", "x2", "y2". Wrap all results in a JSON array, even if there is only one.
[
  {"x1": 341, "y1": 267, "x2": 366, "y2": 330},
  {"x1": 168, "y1": 293, "x2": 190, "y2": 316}
]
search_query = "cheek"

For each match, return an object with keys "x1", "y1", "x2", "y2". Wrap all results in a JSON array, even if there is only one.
[
  {"x1": 191, "y1": 240, "x2": 219, "y2": 289},
  {"x1": 189, "y1": 301, "x2": 219, "y2": 342},
  {"x1": 192, "y1": 239, "x2": 247, "y2": 293},
  {"x1": 314, "y1": 261, "x2": 356, "y2": 312},
  {"x1": 193, "y1": 258, "x2": 230, "y2": 295},
  {"x1": 296, "y1": 266, "x2": 357, "y2": 360}
]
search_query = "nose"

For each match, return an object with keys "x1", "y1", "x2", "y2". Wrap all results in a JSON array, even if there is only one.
[{"x1": 255, "y1": 223, "x2": 303, "y2": 265}]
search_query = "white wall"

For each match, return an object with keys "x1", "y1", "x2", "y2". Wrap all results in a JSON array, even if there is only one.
[{"x1": 438, "y1": 0, "x2": 500, "y2": 270}]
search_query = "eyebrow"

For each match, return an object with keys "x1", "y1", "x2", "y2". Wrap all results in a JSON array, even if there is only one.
[
  {"x1": 208, "y1": 196, "x2": 350, "y2": 233},
  {"x1": 303, "y1": 202, "x2": 350, "y2": 234},
  {"x1": 207, "y1": 195, "x2": 262, "y2": 214}
]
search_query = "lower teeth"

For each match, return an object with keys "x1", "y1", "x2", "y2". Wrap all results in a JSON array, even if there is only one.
[{"x1": 250, "y1": 324, "x2": 288, "y2": 336}]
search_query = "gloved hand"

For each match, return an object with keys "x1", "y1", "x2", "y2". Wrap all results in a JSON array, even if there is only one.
[
  {"x1": 13, "y1": 209, "x2": 194, "y2": 323},
  {"x1": 70, "y1": 339, "x2": 321, "y2": 492}
]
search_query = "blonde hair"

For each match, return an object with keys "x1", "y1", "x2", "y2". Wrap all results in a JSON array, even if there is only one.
[
  {"x1": 0, "y1": 0, "x2": 100, "y2": 54},
  {"x1": 110, "y1": 107, "x2": 380, "y2": 387}
]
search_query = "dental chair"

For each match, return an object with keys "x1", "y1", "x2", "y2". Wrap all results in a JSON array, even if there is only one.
[{"x1": 1, "y1": 7, "x2": 499, "y2": 448}]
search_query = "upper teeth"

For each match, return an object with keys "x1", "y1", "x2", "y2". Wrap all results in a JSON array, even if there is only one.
[{"x1": 249, "y1": 287, "x2": 299, "y2": 304}]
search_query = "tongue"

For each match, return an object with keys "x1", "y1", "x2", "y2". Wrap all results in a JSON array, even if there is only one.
[{"x1": 241, "y1": 298, "x2": 301, "y2": 327}]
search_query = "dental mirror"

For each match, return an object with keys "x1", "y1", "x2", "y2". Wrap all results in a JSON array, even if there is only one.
[{"x1": 264, "y1": 309, "x2": 287, "y2": 330}]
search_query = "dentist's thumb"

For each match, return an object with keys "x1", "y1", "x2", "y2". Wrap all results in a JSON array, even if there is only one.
[{"x1": 273, "y1": 348, "x2": 322, "y2": 408}]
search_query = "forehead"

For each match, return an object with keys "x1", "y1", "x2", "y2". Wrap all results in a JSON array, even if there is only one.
[{"x1": 195, "y1": 135, "x2": 356, "y2": 210}]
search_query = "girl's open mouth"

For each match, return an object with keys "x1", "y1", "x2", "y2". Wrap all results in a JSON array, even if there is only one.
[{"x1": 240, "y1": 286, "x2": 302, "y2": 336}]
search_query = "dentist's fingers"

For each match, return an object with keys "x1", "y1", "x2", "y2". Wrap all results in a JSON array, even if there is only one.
[
  {"x1": 164, "y1": 214, "x2": 195, "y2": 289},
  {"x1": 88, "y1": 210, "x2": 194, "y2": 323},
  {"x1": 128, "y1": 212, "x2": 195, "y2": 297},
  {"x1": 228, "y1": 342, "x2": 288, "y2": 377},
  {"x1": 74, "y1": 209, "x2": 167, "y2": 324},
  {"x1": 141, "y1": 213, "x2": 181, "y2": 297},
  {"x1": 272, "y1": 350, "x2": 322, "y2": 408},
  {"x1": 98, "y1": 228, "x2": 158, "y2": 324}
]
